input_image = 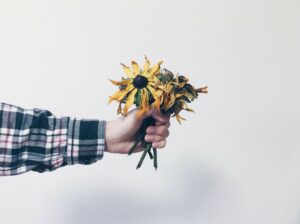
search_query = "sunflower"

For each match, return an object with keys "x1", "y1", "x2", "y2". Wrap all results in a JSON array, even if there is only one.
[
  {"x1": 155, "y1": 69, "x2": 208, "y2": 124},
  {"x1": 171, "y1": 75, "x2": 208, "y2": 123},
  {"x1": 108, "y1": 56, "x2": 163, "y2": 118}
]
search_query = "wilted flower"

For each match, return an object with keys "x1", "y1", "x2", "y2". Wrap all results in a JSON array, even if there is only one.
[{"x1": 108, "y1": 57, "x2": 207, "y2": 169}]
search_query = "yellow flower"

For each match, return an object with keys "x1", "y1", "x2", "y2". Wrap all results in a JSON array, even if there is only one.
[
  {"x1": 159, "y1": 82, "x2": 176, "y2": 111},
  {"x1": 158, "y1": 73, "x2": 208, "y2": 124},
  {"x1": 108, "y1": 56, "x2": 163, "y2": 118}
]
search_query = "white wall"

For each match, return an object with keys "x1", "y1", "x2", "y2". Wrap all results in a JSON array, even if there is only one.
[{"x1": 0, "y1": 0, "x2": 300, "y2": 223}]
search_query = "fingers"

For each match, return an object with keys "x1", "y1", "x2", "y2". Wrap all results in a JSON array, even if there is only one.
[
  {"x1": 152, "y1": 140, "x2": 166, "y2": 149},
  {"x1": 146, "y1": 123, "x2": 170, "y2": 136},
  {"x1": 151, "y1": 110, "x2": 171, "y2": 124},
  {"x1": 145, "y1": 133, "x2": 169, "y2": 143},
  {"x1": 144, "y1": 120, "x2": 170, "y2": 149},
  {"x1": 140, "y1": 109, "x2": 171, "y2": 149}
]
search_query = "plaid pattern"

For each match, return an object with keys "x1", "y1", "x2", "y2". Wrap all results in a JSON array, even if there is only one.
[{"x1": 0, "y1": 102, "x2": 106, "y2": 176}]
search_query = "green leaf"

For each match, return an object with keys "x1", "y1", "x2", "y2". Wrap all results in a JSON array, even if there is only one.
[
  {"x1": 134, "y1": 89, "x2": 141, "y2": 107},
  {"x1": 183, "y1": 95, "x2": 191, "y2": 103}
]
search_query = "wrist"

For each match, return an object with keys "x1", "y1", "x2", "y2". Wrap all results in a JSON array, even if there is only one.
[{"x1": 105, "y1": 120, "x2": 116, "y2": 153}]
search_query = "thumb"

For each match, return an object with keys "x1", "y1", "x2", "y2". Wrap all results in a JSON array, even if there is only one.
[
  {"x1": 125, "y1": 108, "x2": 156, "y2": 131},
  {"x1": 139, "y1": 109, "x2": 171, "y2": 125},
  {"x1": 137, "y1": 108, "x2": 157, "y2": 121},
  {"x1": 124, "y1": 108, "x2": 151, "y2": 128}
]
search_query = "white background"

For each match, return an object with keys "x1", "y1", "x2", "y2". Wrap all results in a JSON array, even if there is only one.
[{"x1": 0, "y1": 0, "x2": 300, "y2": 223}]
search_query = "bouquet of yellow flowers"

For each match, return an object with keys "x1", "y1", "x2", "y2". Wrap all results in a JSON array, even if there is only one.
[{"x1": 108, "y1": 56, "x2": 207, "y2": 169}]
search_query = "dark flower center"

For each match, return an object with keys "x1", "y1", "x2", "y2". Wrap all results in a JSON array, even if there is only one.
[{"x1": 133, "y1": 75, "x2": 148, "y2": 89}]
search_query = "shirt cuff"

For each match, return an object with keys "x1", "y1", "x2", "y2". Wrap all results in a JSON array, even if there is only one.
[{"x1": 65, "y1": 118, "x2": 106, "y2": 166}]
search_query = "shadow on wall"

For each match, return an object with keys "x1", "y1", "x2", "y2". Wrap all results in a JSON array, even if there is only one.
[{"x1": 61, "y1": 162, "x2": 236, "y2": 224}]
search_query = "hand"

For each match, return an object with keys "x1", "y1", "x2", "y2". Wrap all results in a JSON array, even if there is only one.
[{"x1": 105, "y1": 109, "x2": 171, "y2": 154}]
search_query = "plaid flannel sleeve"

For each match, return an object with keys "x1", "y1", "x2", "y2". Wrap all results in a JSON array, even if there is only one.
[{"x1": 0, "y1": 102, "x2": 106, "y2": 176}]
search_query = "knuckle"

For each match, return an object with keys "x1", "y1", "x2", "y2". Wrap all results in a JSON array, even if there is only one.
[
  {"x1": 145, "y1": 135, "x2": 152, "y2": 142},
  {"x1": 155, "y1": 140, "x2": 166, "y2": 149},
  {"x1": 145, "y1": 135, "x2": 162, "y2": 143},
  {"x1": 155, "y1": 135, "x2": 162, "y2": 142},
  {"x1": 165, "y1": 130, "x2": 170, "y2": 138},
  {"x1": 147, "y1": 126, "x2": 154, "y2": 134},
  {"x1": 157, "y1": 127, "x2": 164, "y2": 135}
]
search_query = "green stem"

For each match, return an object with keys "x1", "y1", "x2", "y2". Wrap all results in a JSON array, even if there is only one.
[
  {"x1": 128, "y1": 132, "x2": 145, "y2": 155},
  {"x1": 129, "y1": 116, "x2": 157, "y2": 169},
  {"x1": 148, "y1": 150, "x2": 153, "y2": 159},
  {"x1": 153, "y1": 148, "x2": 158, "y2": 170},
  {"x1": 136, "y1": 142, "x2": 152, "y2": 169}
]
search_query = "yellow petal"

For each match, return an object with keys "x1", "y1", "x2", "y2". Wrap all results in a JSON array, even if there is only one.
[
  {"x1": 153, "y1": 76, "x2": 160, "y2": 85},
  {"x1": 131, "y1": 61, "x2": 140, "y2": 75},
  {"x1": 181, "y1": 101, "x2": 194, "y2": 112},
  {"x1": 136, "y1": 88, "x2": 150, "y2": 118},
  {"x1": 185, "y1": 108, "x2": 194, "y2": 112},
  {"x1": 142, "y1": 88, "x2": 149, "y2": 109},
  {"x1": 142, "y1": 55, "x2": 150, "y2": 75},
  {"x1": 136, "y1": 109, "x2": 146, "y2": 119},
  {"x1": 164, "y1": 93, "x2": 175, "y2": 110},
  {"x1": 178, "y1": 82, "x2": 185, "y2": 88},
  {"x1": 160, "y1": 93, "x2": 164, "y2": 105},
  {"x1": 175, "y1": 92, "x2": 185, "y2": 98},
  {"x1": 138, "y1": 88, "x2": 145, "y2": 108},
  {"x1": 121, "y1": 63, "x2": 135, "y2": 78},
  {"x1": 175, "y1": 114, "x2": 186, "y2": 124},
  {"x1": 175, "y1": 74, "x2": 179, "y2": 83},
  {"x1": 154, "y1": 96, "x2": 161, "y2": 111},
  {"x1": 108, "y1": 91, "x2": 122, "y2": 104},
  {"x1": 175, "y1": 115, "x2": 181, "y2": 124},
  {"x1": 108, "y1": 84, "x2": 134, "y2": 103},
  {"x1": 164, "y1": 83, "x2": 173, "y2": 94},
  {"x1": 123, "y1": 88, "x2": 137, "y2": 115},
  {"x1": 146, "y1": 85, "x2": 161, "y2": 111},
  {"x1": 196, "y1": 86, "x2": 208, "y2": 93},
  {"x1": 148, "y1": 60, "x2": 163, "y2": 77},
  {"x1": 109, "y1": 79, "x2": 131, "y2": 86},
  {"x1": 117, "y1": 102, "x2": 122, "y2": 114},
  {"x1": 146, "y1": 85, "x2": 158, "y2": 99},
  {"x1": 143, "y1": 92, "x2": 149, "y2": 114}
]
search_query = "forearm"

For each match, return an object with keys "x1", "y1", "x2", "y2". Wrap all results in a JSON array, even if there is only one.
[{"x1": 0, "y1": 102, "x2": 106, "y2": 176}]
